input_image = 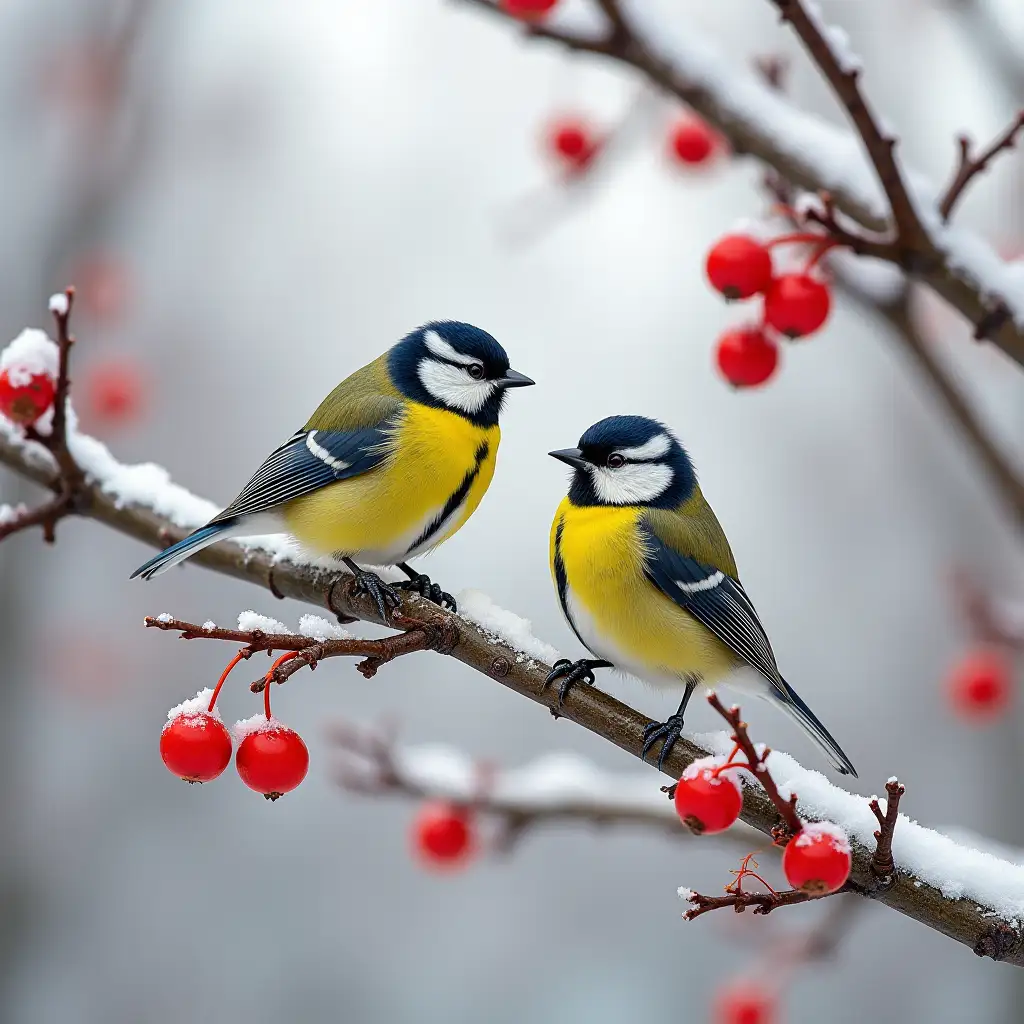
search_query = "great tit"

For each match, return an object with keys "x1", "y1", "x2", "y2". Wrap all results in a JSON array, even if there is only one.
[
  {"x1": 547, "y1": 414, "x2": 857, "y2": 777},
  {"x1": 132, "y1": 321, "x2": 534, "y2": 616}
]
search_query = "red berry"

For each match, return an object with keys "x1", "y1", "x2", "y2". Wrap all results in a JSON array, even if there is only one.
[
  {"x1": 502, "y1": 0, "x2": 559, "y2": 19},
  {"x1": 673, "y1": 759, "x2": 743, "y2": 834},
  {"x1": 161, "y1": 710, "x2": 232, "y2": 784},
  {"x1": 715, "y1": 982, "x2": 776, "y2": 1024},
  {"x1": 705, "y1": 235, "x2": 774, "y2": 299},
  {"x1": 669, "y1": 115, "x2": 719, "y2": 166},
  {"x1": 81, "y1": 359, "x2": 145, "y2": 427},
  {"x1": 715, "y1": 328, "x2": 779, "y2": 388},
  {"x1": 413, "y1": 802, "x2": 476, "y2": 869},
  {"x1": 948, "y1": 647, "x2": 1012, "y2": 719},
  {"x1": 547, "y1": 118, "x2": 599, "y2": 173},
  {"x1": 0, "y1": 369, "x2": 56, "y2": 425},
  {"x1": 235, "y1": 719, "x2": 309, "y2": 800},
  {"x1": 782, "y1": 823, "x2": 851, "y2": 895},
  {"x1": 763, "y1": 273, "x2": 831, "y2": 338}
]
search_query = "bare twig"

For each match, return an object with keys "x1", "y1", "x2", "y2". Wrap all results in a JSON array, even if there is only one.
[
  {"x1": 145, "y1": 613, "x2": 454, "y2": 688},
  {"x1": 939, "y1": 111, "x2": 1024, "y2": 222},
  {"x1": 869, "y1": 778, "x2": 904, "y2": 882},
  {"x1": 707, "y1": 693, "x2": 803, "y2": 840},
  {"x1": 684, "y1": 884, "x2": 814, "y2": 920}
]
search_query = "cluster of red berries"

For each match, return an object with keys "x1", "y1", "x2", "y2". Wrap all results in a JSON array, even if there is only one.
[
  {"x1": 705, "y1": 232, "x2": 836, "y2": 388},
  {"x1": 947, "y1": 646, "x2": 1013, "y2": 720},
  {"x1": 673, "y1": 754, "x2": 851, "y2": 895},
  {"x1": 545, "y1": 111, "x2": 719, "y2": 177},
  {"x1": 412, "y1": 802, "x2": 477, "y2": 870},
  {"x1": 160, "y1": 653, "x2": 308, "y2": 800}
]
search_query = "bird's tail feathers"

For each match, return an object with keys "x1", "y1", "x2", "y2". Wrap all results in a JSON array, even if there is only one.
[
  {"x1": 773, "y1": 677, "x2": 858, "y2": 778},
  {"x1": 130, "y1": 519, "x2": 239, "y2": 580}
]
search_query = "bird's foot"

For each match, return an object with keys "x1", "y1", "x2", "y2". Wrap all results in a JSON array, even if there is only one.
[
  {"x1": 543, "y1": 658, "x2": 603, "y2": 706},
  {"x1": 349, "y1": 568, "x2": 403, "y2": 622},
  {"x1": 395, "y1": 573, "x2": 457, "y2": 612},
  {"x1": 642, "y1": 711, "x2": 687, "y2": 772}
]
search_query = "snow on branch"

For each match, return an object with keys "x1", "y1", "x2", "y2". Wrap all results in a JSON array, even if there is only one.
[
  {"x1": 460, "y1": 0, "x2": 1024, "y2": 366},
  {"x1": 1, "y1": 299, "x2": 1024, "y2": 965}
]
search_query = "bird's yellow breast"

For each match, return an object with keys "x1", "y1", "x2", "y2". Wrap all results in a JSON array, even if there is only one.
[
  {"x1": 283, "y1": 403, "x2": 498, "y2": 563},
  {"x1": 551, "y1": 498, "x2": 735, "y2": 685}
]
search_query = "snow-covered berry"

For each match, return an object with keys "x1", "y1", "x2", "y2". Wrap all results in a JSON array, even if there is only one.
[
  {"x1": 715, "y1": 328, "x2": 779, "y2": 388},
  {"x1": 706, "y1": 235, "x2": 774, "y2": 299},
  {"x1": 0, "y1": 369, "x2": 56, "y2": 426},
  {"x1": 160, "y1": 691, "x2": 232, "y2": 783},
  {"x1": 668, "y1": 115, "x2": 719, "y2": 166},
  {"x1": 673, "y1": 759, "x2": 744, "y2": 834},
  {"x1": 948, "y1": 647, "x2": 1012, "y2": 719},
  {"x1": 782, "y1": 822, "x2": 851, "y2": 895},
  {"x1": 413, "y1": 802, "x2": 476, "y2": 869},
  {"x1": 763, "y1": 273, "x2": 831, "y2": 338},
  {"x1": 234, "y1": 717, "x2": 309, "y2": 800}
]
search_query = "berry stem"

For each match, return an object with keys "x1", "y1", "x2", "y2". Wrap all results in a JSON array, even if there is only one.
[
  {"x1": 766, "y1": 232, "x2": 827, "y2": 249},
  {"x1": 804, "y1": 239, "x2": 839, "y2": 271},
  {"x1": 208, "y1": 649, "x2": 248, "y2": 712},
  {"x1": 264, "y1": 652, "x2": 300, "y2": 717}
]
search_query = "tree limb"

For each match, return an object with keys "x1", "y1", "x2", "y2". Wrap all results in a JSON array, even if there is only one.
[{"x1": 457, "y1": 0, "x2": 1024, "y2": 364}]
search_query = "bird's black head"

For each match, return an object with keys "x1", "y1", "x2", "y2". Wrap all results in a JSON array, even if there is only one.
[
  {"x1": 389, "y1": 322, "x2": 534, "y2": 427},
  {"x1": 549, "y1": 415, "x2": 695, "y2": 508}
]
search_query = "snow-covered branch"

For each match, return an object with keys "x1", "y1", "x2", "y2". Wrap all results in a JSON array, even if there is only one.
[
  {"x1": 2, "y1": 391, "x2": 1023, "y2": 964},
  {"x1": 460, "y1": 0, "x2": 1024, "y2": 367}
]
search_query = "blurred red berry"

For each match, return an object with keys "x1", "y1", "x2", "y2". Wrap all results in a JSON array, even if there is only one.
[
  {"x1": 502, "y1": 0, "x2": 559, "y2": 19},
  {"x1": 668, "y1": 115, "x2": 719, "y2": 166},
  {"x1": 236, "y1": 722, "x2": 309, "y2": 800},
  {"x1": 81, "y1": 359, "x2": 145, "y2": 427},
  {"x1": 413, "y1": 802, "x2": 476, "y2": 868},
  {"x1": 0, "y1": 369, "x2": 55, "y2": 425},
  {"x1": 782, "y1": 823, "x2": 851, "y2": 895},
  {"x1": 715, "y1": 982, "x2": 776, "y2": 1024},
  {"x1": 673, "y1": 761, "x2": 743, "y2": 834},
  {"x1": 763, "y1": 273, "x2": 831, "y2": 338},
  {"x1": 547, "y1": 118, "x2": 599, "y2": 173},
  {"x1": 948, "y1": 647, "x2": 1012, "y2": 719},
  {"x1": 161, "y1": 712, "x2": 233, "y2": 783},
  {"x1": 715, "y1": 328, "x2": 779, "y2": 388},
  {"x1": 72, "y1": 252, "x2": 130, "y2": 324},
  {"x1": 706, "y1": 235, "x2": 774, "y2": 299}
]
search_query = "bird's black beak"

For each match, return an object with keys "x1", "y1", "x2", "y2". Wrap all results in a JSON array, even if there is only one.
[
  {"x1": 548, "y1": 447, "x2": 588, "y2": 470},
  {"x1": 498, "y1": 368, "x2": 535, "y2": 388}
]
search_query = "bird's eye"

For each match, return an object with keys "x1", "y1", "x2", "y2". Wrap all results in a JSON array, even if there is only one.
[
  {"x1": 607, "y1": 453, "x2": 626, "y2": 468},
  {"x1": 468, "y1": 363, "x2": 485, "y2": 380}
]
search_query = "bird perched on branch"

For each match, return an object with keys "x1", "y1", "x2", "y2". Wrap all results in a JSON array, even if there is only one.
[
  {"x1": 132, "y1": 322, "x2": 534, "y2": 616},
  {"x1": 547, "y1": 415, "x2": 856, "y2": 777}
]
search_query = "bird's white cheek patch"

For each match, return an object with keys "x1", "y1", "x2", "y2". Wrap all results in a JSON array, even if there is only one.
[
  {"x1": 590, "y1": 463, "x2": 673, "y2": 505},
  {"x1": 418, "y1": 359, "x2": 496, "y2": 414}
]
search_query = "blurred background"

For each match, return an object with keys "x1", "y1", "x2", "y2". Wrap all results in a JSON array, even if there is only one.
[{"x1": 0, "y1": 0, "x2": 1023, "y2": 1021}]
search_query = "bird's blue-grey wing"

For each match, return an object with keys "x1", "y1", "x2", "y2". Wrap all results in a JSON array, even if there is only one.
[
  {"x1": 210, "y1": 422, "x2": 397, "y2": 523},
  {"x1": 639, "y1": 514, "x2": 783, "y2": 691}
]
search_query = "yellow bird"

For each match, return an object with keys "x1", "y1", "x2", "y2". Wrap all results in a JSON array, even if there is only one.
[
  {"x1": 132, "y1": 322, "x2": 534, "y2": 615},
  {"x1": 547, "y1": 415, "x2": 856, "y2": 776}
]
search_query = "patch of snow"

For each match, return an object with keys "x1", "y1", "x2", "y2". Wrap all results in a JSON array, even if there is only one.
[
  {"x1": 457, "y1": 588, "x2": 560, "y2": 664},
  {"x1": 297, "y1": 613, "x2": 350, "y2": 640},
  {"x1": 202, "y1": 620, "x2": 217, "y2": 631},
  {"x1": 792, "y1": 820, "x2": 851, "y2": 854},
  {"x1": 804, "y1": 1, "x2": 863, "y2": 73},
  {"x1": 0, "y1": 502, "x2": 27, "y2": 525},
  {"x1": 681, "y1": 754, "x2": 745, "y2": 796},
  {"x1": 1, "y1": 329, "x2": 59, "y2": 387},
  {"x1": 166, "y1": 688, "x2": 218, "y2": 722},
  {"x1": 232, "y1": 714, "x2": 282, "y2": 740},
  {"x1": 237, "y1": 611, "x2": 291, "y2": 634},
  {"x1": 156, "y1": 612, "x2": 173, "y2": 623},
  {"x1": 48, "y1": 292, "x2": 69, "y2": 316}
]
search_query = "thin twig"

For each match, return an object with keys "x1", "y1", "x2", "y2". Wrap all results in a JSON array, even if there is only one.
[
  {"x1": 707, "y1": 693, "x2": 803, "y2": 840},
  {"x1": 683, "y1": 885, "x2": 813, "y2": 920},
  {"x1": 869, "y1": 778, "x2": 904, "y2": 882},
  {"x1": 939, "y1": 111, "x2": 1024, "y2": 222}
]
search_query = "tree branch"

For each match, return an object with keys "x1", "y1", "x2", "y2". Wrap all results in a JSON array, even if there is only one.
[
  {"x1": 939, "y1": 111, "x2": 1024, "y2": 222},
  {"x1": 457, "y1": 0, "x2": 1024, "y2": 364}
]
